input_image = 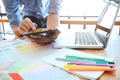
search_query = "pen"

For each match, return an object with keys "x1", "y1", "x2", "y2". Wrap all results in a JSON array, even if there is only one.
[
  {"x1": 56, "y1": 58, "x2": 113, "y2": 64},
  {"x1": 68, "y1": 61, "x2": 115, "y2": 67},
  {"x1": 68, "y1": 68, "x2": 116, "y2": 72},
  {"x1": 64, "y1": 64, "x2": 116, "y2": 72},
  {"x1": 56, "y1": 57, "x2": 71, "y2": 62},
  {"x1": 66, "y1": 55, "x2": 115, "y2": 64},
  {"x1": 64, "y1": 64, "x2": 111, "y2": 68}
]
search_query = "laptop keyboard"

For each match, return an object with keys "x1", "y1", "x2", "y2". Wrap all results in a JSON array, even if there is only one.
[{"x1": 75, "y1": 32, "x2": 98, "y2": 45}]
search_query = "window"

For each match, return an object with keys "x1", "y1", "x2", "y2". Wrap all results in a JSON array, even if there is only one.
[
  {"x1": 60, "y1": 0, "x2": 106, "y2": 16},
  {"x1": 59, "y1": 0, "x2": 120, "y2": 31}
]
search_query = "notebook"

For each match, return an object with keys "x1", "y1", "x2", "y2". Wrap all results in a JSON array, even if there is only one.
[
  {"x1": 54, "y1": 1, "x2": 120, "y2": 49},
  {"x1": 40, "y1": 48, "x2": 115, "y2": 80}
]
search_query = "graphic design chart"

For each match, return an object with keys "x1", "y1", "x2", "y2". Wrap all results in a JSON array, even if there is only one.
[{"x1": 0, "y1": 39, "x2": 80, "y2": 80}]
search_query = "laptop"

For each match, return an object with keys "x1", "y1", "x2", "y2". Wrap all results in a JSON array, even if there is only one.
[{"x1": 54, "y1": 1, "x2": 120, "y2": 49}]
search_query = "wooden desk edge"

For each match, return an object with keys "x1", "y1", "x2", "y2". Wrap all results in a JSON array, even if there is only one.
[
  {"x1": 0, "y1": 19, "x2": 9, "y2": 22},
  {"x1": 60, "y1": 20, "x2": 120, "y2": 26}
]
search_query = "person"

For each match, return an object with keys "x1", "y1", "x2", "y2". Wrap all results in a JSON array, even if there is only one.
[{"x1": 2, "y1": 0, "x2": 62, "y2": 38}]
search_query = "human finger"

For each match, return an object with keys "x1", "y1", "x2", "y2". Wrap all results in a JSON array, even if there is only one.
[{"x1": 24, "y1": 18, "x2": 37, "y2": 30}]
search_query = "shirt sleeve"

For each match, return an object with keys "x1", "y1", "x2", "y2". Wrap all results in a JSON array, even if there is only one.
[
  {"x1": 48, "y1": 0, "x2": 63, "y2": 15},
  {"x1": 2, "y1": 0, "x2": 23, "y2": 28}
]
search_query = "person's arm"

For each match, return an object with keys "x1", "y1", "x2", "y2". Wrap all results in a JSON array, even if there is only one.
[
  {"x1": 2, "y1": 0, "x2": 36, "y2": 38},
  {"x1": 2, "y1": 0, "x2": 22, "y2": 37},
  {"x1": 47, "y1": 13, "x2": 60, "y2": 29},
  {"x1": 47, "y1": 0, "x2": 62, "y2": 29}
]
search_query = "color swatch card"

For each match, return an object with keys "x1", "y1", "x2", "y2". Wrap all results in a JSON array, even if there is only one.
[
  {"x1": 0, "y1": 38, "x2": 52, "y2": 61},
  {"x1": 0, "y1": 60, "x2": 80, "y2": 80},
  {"x1": 0, "y1": 39, "x2": 80, "y2": 80}
]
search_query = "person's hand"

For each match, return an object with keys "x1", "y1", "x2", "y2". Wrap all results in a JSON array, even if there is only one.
[
  {"x1": 12, "y1": 18, "x2": 37, "y2": 38},
  {"x1": 18, "y1": 18, "x2": 37, "y2": 35},
  {"x1": 12, "y1": 25, "x2": 22, "y2": 38}
]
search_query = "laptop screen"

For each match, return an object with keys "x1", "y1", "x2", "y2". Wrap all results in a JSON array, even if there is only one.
[{"x1": 97, "y1": 2, "x2": 119, "y2": 29}]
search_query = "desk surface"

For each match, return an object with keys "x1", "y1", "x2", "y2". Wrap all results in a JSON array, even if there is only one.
[
  {"x1": 26, "y1": 27, "x2": 120, "y2": 80},
  {"x1": 0, "y1": 35, "x2": 119, "y2": 80},
  {"x1": 77, "y1": 34, "x2": 120, "y2": 80}
]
